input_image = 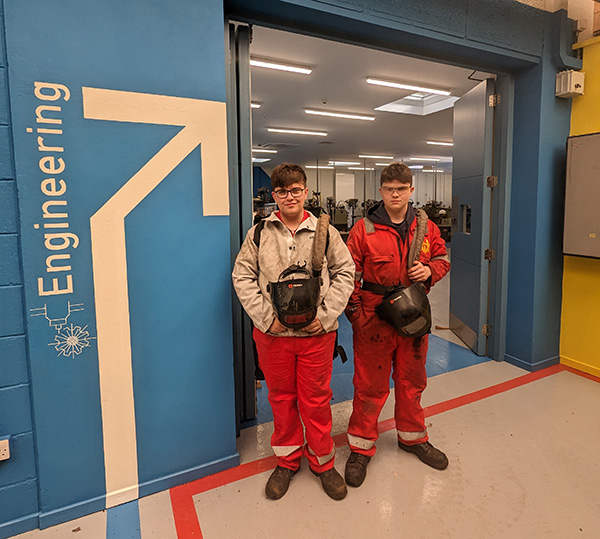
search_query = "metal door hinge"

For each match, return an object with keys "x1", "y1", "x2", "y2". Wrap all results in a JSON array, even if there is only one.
[
  {"x1": 484, "y1": 248, "x2": 496, "y2": 260},
  {"x1": 482, "y1": 324, "x2": 492, "y2": 336},
  {"x1": 487, "y1": 176, "x2": 498, "y2": 188},
  {"x1": 488, "y1": 94, "x2": 501, "y2": 107}
]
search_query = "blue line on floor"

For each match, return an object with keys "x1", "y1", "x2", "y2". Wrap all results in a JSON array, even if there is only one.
[{"x1": 106, "y1": 500, "x2": 141, "y2": 539}]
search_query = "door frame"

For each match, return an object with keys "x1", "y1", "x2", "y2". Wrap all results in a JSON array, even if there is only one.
[{"x1": 225, "y1": 7, "x2": 516, "y2": 422}]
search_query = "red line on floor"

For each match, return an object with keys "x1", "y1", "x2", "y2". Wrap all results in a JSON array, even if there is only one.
[{"x1": 170, "y1": 363, "x2": 597, "y2": 538}]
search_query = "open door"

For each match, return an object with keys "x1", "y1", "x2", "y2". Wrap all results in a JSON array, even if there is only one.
[
  {"x1": 227, "y1": 23, "x2": 256, "y2": 430},
  {"x1": 449, "y1": 79, "x2": 496, "y2": 356}
]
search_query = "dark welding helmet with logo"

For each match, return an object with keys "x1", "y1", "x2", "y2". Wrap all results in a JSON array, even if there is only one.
[
  {"x1": 375, "y1": 282, "x2": 431, "y2": 338},
  {"x1": 268, "y1": 264, "x2": 321, "y2": 329}
]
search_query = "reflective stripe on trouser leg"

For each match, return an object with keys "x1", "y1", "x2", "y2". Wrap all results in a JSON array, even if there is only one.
[
  {"x1": 272, "y1": 445, "x2": 303, "y2": 457},
  {"x1": 397, "y1": 430, "x2": 428, "y2": 443},
  {"x1": 347, "y1": 434, "x2": 376, "y2": 451},
  {"x1": 347, "y1": 314, "x2": 395, "y2": 457},
  {"x1": 296, "y1": 332, "x2": 337, "y2": 473},
  {"x1": 308, "y1": 444, "x2": 335, "y2": 466},
  {"x1": 392, "y1": 334, "x2": 429, "y2": 443}
]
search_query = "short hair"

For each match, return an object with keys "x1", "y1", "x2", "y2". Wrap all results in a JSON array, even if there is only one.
[
  {"x1": 380, "y1": 161, "x2": 413, "y2": 186},
  {"x1": 271, "y1": 163, "x2": 307, "y2": 190}
]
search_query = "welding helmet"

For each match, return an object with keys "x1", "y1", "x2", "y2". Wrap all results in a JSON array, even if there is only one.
[
  {"x1": 268, "y1": 264, "x2": 320, "y2": 329},
  {"x1": 375, "y1": 282, "x2": 431, "y2": 338}
]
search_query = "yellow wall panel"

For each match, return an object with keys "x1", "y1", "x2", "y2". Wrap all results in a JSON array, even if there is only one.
[
  {"x1": 561, "y1": 37, "x2": 600, "y2": 377},
  {"x1": 570, "y1": 37, "x2": 600, "y2": 137}
]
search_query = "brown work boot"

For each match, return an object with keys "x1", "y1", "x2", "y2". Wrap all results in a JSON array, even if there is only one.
[
  {"x1": 398, "y1": 440, "x2": 449, "y2": 470},
  {"x1": 311, "y1": 467, "x2": 348, "y2": 500},
  {"x1": 344, "y1": 451, "x2": 371, "y2": 487},
  {"x1": 265, "y1": 466, "x2": 298, "y2": 500}
]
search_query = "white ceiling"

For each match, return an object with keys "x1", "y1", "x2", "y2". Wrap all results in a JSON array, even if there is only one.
[{"x1": 248, "y1": 25, "x2": 489, "y2": 172}]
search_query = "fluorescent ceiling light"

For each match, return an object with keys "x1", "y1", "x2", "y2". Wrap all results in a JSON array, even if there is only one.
[
  {"x1": 251, "y1": 102, "x2": 261, "y2": 109},
  {"x1": 427, "y1": 140, "x2": 453, "y2": 146},
  {"x1": 409, "y1": 157, "x2": 441, "y2": 162},
  {"x1": 367, "y1": 77, "x2": 451, "y2": 96},
  {"x1": 250, "y1": 58, "x2": 312, "y2": 75},
  {"x1": 252, "y1": 158, "x2": 271, "y2": 163},
  {"x1": 375, "y1": 162, "x2": 394, "y2": 166},
  {"x1": 305, "y1": 109, "x2": 375, "y2": 121},
  {"x1": 358, "y1": 154, "x2": 394, "y2": 159},
  {"x1": 329, "y1": 161, "x2": 361, "y2": 166},
  {"x1": 252, "y1": 148, "x2": 277, "y2": 153},
  {"x1": 268, "y1": 128, "x2": 327, "y2": 136},
  {"x1": 408, "y1": 165, "x2": 423, "y2": 170},
  {"x1": 349, "y1": 167, "x2": 374, "y2": 171},
  {"x1": 306, "y1": 165, "x2": 334, "y2": 169}
]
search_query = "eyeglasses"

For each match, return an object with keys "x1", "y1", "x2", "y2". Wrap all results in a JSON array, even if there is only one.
[
  {"x1": 381, "y1": 185, "x2": 411, "y2": 194},
  {"x1": 273, "y1": 187, "x2": 305, "y2": 199}
]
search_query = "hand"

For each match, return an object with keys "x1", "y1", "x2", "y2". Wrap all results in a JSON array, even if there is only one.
[
  {"x1": 303, "y1": 317, "x2": 324, "y2": 334},
  {"x1": 407, "y1": 261, "x2": 431, "y2": 282},
  {"x1": 268, "y1": 318, "x2": 287, "y2": 334}
]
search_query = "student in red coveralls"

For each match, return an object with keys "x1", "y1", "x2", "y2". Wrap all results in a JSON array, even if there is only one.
[{"x1": 344, "y1": 162, "x2": 450, "y2": 488}]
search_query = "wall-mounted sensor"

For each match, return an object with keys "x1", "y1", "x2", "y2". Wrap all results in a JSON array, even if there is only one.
[{"x1": 555, "y1": 70, "x2": 585, "y2": 98}]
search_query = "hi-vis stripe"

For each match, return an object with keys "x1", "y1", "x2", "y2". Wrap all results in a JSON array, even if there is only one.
[
  {"x1": 308, "y1": 445, "x2": 335, "y2": 465},
  {"x1": 397, "y1": 429, "x2": 427, "y2": 441},
  {"x1": 83, "y1": 87, "x2": 229, "y2": 508},
  {"x1": 272, "y1": 445, "x2": 302, "y2": 457},
  {"x1": 347, "y1": 434, "x2": 375, "y2": 450}
]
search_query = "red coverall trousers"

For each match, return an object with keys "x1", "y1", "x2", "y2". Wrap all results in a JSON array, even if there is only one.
[
  {"x1": 253, "y1": 328, "x2": 337, "y2": 473},
  {"x1": 347, "y1": 307, "x2": 429, "y2": 457}
]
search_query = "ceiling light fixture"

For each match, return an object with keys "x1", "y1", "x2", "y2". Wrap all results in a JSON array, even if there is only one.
[
  {"x1": 250, "y1": 58, "x2": 312, "y2": 75},
  {"x1": 426, "y1": 140, "x2": 453, "y2": 146},
  {"x1": 409, "y1": 157, "x2": 441, "y2": 162},
  {"x1": 408, "y1": 165, "x2": 423, "y2": 169},
  {"x1": 375, "y1": 162, "x2": 394, "y2": 166},
  {"x1": 251, "y1": 102, "x2": 261, "y2": 109},
  {"x1": 305, "y1": 109, "x2": 375, "y2": 121},
  {"x1": 268, "y1": 128, "x2": 327, "y2": 136},
  {"x1": 306, "y1": 165, "x2": 334, "y2": 169},
  {"x1": 349, "y1": 167, "x2": 375, "y2": 171},
  {"x1": 366, "y1": 77, "x2": 451, "y2": 96},
  {"x1": 252, "y1": 148, "x2": 278, "y2": 153},
  {"x1": 252, "y1": 158, "x2": 271, "y2": 163},
  {"x1": 358, "y1": 154, "x2": 394, "y2": 160},
  {"x1": 329, "y1": 161, "x2": 361, "y2": 166}
]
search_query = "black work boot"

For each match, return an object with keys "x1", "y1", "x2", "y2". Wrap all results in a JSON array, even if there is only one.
[
  {"x1": 265, "y1": 466, "x2": 298, "y2": 500},
  {"x1": 398, "y1": 440, "x2": 449, "y2": 470},
  {"x1": 344, "y1": 452, "x2": 371, "y2": 487},
  {"x1": 311, "y1": 467, "x2": 348, "y2": 500}
]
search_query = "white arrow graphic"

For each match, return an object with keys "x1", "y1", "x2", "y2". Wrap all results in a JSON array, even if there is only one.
[{"x1": 83, "y1": 87, "x2": 229, "y2": 508}]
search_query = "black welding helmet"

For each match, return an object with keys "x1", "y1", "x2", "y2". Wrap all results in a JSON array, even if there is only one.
[
  {"x1": 375, "y1": 282, "x2": 431, "y2": 338},
  {"x1": 268, "y1": 264, "x2": 321, "y2": 329}
]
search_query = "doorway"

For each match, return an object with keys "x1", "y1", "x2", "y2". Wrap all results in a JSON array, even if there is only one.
[{"x1": 228, "y1": 22, "x2": 510, "y2": 426}]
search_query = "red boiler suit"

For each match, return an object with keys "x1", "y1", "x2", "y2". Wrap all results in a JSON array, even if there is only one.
[{"x1": 345, "y1": 203, "x2": 450, "y2": 456}]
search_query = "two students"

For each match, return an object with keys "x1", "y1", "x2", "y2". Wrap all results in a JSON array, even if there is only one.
[{"x1": 232, "y1": 161, "x2": 450, "y2": 500}]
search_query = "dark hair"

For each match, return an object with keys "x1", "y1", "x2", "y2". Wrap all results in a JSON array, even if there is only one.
[
  {"x1": 271, "y1": 163, "x2": 307, "y2": 190},
  {"x1": 380, "y1": 161, "x2": 413, "y2": 186}
]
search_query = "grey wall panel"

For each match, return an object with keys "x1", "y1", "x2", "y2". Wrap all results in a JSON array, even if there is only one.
[{"x1": 564, "y1": 133, "x2": 600, "y2": 259}]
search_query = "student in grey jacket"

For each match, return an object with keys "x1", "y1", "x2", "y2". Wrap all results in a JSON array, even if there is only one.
[{"x1": 232, "y1": 163, "x2": 354, "y2": 501}]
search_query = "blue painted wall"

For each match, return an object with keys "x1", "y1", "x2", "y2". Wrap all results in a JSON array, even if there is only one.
[
  {"x1": 1, "y1": 0, "x2": 237, "y2": 534},
  {"x1": 0, "y1": 2, "x2": 40, "y2": 536},
  {"x1": 506, "y1": 13, "x2": 572, "y2": 370}
]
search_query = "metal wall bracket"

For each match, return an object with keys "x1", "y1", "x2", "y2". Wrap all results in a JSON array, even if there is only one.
[
  {"x1": 488, "y1": 94, "x2": 501, "y2": 107},
  {"x1": 487, "y1": 175, "x2": 498, "y2": 188},
  {"x1": 482, "y1": 324, "x2": 492, "y2": 336},
  {"x1": 484, "y1": 248, "x2": 496, "y2": 260}
]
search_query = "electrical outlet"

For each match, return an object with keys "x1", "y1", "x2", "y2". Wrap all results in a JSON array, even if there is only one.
[{"x1": 0, "y1": 437, "x2": 10, "y2": 461}]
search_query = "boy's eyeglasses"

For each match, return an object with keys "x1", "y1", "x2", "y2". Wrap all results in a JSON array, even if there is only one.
[
  {"x1": 381, "y1": 186, "x2": 411, "y2": 194},
  {"x1": 273, "y1": 187, "x2": 305, "y2": 199}
]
